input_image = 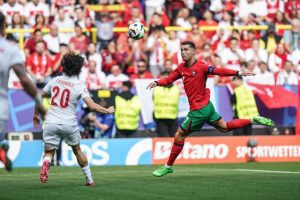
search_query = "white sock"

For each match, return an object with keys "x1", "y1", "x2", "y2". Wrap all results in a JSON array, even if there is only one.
[
  {"x1": 82, "y1": 165, "x2": 93, "y2": 182},
  {"x1": 164, "y1": 164, "x2": 172, "y2": 168},
  {"x1": 43, "y1": 156, "x2": 52, "y2": 163}
]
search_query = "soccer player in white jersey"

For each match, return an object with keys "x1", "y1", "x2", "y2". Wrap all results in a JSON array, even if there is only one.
[
  {"x1": 33, "y1": 52, "x2": 115, "y2": 186},
  {"x1": 0, "y1": 12, "x2": 46, "y2": 171}
]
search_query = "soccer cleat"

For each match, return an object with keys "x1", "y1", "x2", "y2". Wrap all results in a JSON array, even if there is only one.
[
  {"x1": 152, "y1": 166, "x2": 173, "y2": 177},
  {"x1": 40, "y1": 161, "x2": 51, "y2": 183},
  {"x1": 252, "y1": 116, "x2": 275, "y2": 127},
  {"x1": 86, "y1": 180, "x2": 95, "y2": 187},
  {"x1": 0, "y1": 144, "x2": 12, "y2": 172}
]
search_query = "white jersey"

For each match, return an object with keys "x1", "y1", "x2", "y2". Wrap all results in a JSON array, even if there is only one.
[
  {"x1": 43, "y1": 75, "x2": 90, "y2": 125},
  {"x1": 0, "y1": 37, "x2": 24, "y2": 121}
]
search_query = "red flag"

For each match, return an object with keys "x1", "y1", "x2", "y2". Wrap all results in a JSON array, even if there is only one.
[
  {"x1": 296, "y1": 79, "x2": 300, "y2": 135},
  {"x1": 248, "y1": 83, "x2": 297, "y2": 109}
]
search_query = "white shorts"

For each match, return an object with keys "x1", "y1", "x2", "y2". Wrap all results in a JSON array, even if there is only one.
[{"x1": 43, "y1": 123, "x2": 81, "y2": 150}]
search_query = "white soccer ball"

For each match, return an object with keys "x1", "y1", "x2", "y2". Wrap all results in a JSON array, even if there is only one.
[{"x1": 128, "y1": 22, "x2": 145, "y2": 40}]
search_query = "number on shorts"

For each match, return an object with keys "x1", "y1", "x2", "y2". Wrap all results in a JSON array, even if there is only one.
[{"x1": 51, "y1": 86, "x2": 71, "y2": 108}]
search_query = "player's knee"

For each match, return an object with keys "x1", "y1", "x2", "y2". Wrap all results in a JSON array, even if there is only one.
[{"x1": 175, "y1": 128, "x2": 187, "y2": 141}]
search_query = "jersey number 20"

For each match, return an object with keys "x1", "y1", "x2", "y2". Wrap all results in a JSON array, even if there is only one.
[{"x1": 51, "y1": 86, "x2": 70, "y2": 108}]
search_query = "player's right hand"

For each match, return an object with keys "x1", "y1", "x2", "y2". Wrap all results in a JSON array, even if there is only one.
[
  {"x1": 36, "y1": 103, "x2": 47, "y2": 120},
  {"x1": 146, "y1": 82, "x2": 157, "y2": 90},
  {"x1": 107, "y1": 106, "x2": 115, "y2": 114},
  {"x1": 33, "y1": 114, "x2": 40, "y2": 128}
]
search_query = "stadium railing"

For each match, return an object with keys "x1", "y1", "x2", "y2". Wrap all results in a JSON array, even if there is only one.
[{"x1": 6, "y1": 25, "x2": 292, "y2": 50}]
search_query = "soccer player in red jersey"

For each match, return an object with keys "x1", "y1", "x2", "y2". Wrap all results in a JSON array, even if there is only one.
[{"x1": 147, "y1": 41, "x2": 275, "y2": 177}]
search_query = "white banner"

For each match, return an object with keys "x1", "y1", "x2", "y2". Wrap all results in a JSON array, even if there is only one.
[{"x1": 135, "y1": 78, "x2": 216, "y2": 124}]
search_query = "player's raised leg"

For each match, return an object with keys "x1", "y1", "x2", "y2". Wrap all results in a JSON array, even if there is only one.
[
  {"x1": 212, "y1": 116, "x2": 275, "y2": 133},
  {"x1": 71, "y1": 144, "x2": 95, "y2": 186},
  {"x1": 40, "y1": 149, "x2": 55, "y2": 183},
  {"x1": 152, "y1": 127, "x2": 188, "y2": 177}
]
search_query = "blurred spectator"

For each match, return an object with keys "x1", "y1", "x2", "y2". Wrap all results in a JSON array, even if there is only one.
[
  {"x1": 221, "y1": 37, "x2": 245, "y2": 71},
  {"x1": 32, "y1": 14, "x2": 48, "y2": 29},
  {"x1": 125, "y1": 38, "x2": 148, "y2": 73},
  {"x1": 247, "y1": 61, "x2": 275, "y2": 85},
  {"x1": 24, "y1": 29, "x2": 47, "y2": 57},
  {"x1": 80, "y1": 60, "x2": 107, "y2": 90},
  {"x1": 149, "y1": 8, "x2": 170, "y2": 27},
  {"x1": 268, "y1": 43, "x2": 288, "y2": 73},
  {"x1": 7, "y1": 13, "x2": 30, "y2": 42},
  {"x1": 274, "y1": 11, "x2": 288, "y2": 37},
  {"x1": 51, "y1": 43, "x2": 69, "y2": 77},
  {"x1": 214, "y1": 54, "x2": 231, "y2": 85},
  {"x1": 261, "y1": 23, "x2": 282, "y2": 53},
  {"x1": 198, "y1": 10, "x2": 218, "y2": 39},
  {"x1": 114, "y1": 81, "x2": 141, "y2": 138},
  {"x1": 85, "y1": 43, "x2": 102, "y2": 72},
  {"x1": 125, "y1": 6, "x2": 145, "y2": 24},
  {"x1": 239, "y1": 30, "x2": 255, "y2": 50},
  {"x1": 276, "y1": 60, "x2": 298, "y2": 85},
  {"x1": 238, "y1": 0, "x2": 267, "y2": 23},
  {"x1": 245, "y1": 38, "x2": 268, "y2": 63},
  {"x1": 24, "y1": 0, "x2": 50, "y2": 26},
  {"x1": 230, "y1": 75, "x2": 258, "y2": 136},
  {"x1": 77, "y1": 0, "x2": 95, "y2": 28},
  {"x1": 291, "y1": 38, "x2": 300, "y2": 72},
  {"x1": 123, "y1": 0, "x2": 143, "y2": 24},
  {"x1": 166, "y1": 30, "x2": 181, "y2": 57},
  {"x1": 130, "y1": 60, "x2": 153, "y2": 83},
  {"x1": 0, "y1": 0, "x2": 24, "y2": 25},
  {"x1": 198, "y1": 43, "x2": 214, "y2": 65},
  {"x1": 166, "y1": 0, "x2": 186, "y2": 23},
  {"x1": 284, "y1": 0, "x2": 300, "y2": 22},
  {"x1": 95, "y1": 12, "x2": 114, "y2": 50},
  {"x1": 93, "y1": 111, "x2": 115, "y2": 138},
  {"x1": 69, "y1": 22, "x2": 90, "y2": 54},
  {"x1": 53, "y1": 7, "x2": 75, "y2": 43},
  {"x1": 283, "y1": 19, "x2": 300, "y2": 53},
  {"x1": 145, "y1": 0, "x2": 165, "y2": 24},
  {"x1": 43, "y1": 23, "x2": 64, "y2": 55},
  {"x1": 106, "y1": 64, "x2": 129, "y2": 89},
  {"x1": 153, "y1": 71, "x2": 179, "y2": 137},
  {"x1": 265, "y1": 0, "x2": 284, "y2": 23},
  {"x1": 163, "y1": 59, "x2": 175, "y2": 73},
  {"x1": 243, "y1": 60, "x2": 259, "y2": 83},
  {"x1": 175, "y1": 8, "x2": 191, "y2": 39},
  {"x1": 211, "y1": 24, "x2": 229, "y2": 53},
  {"x1": 26, "y1": 41, "x2": 52, "y2": 87},
  {"x1": 147, "y1": 25, "x2": 168, "y2": 77},
  {"x1": 101, "y1": 41, "x2": 123, "y2": 74},
  {"x1": 186, "y1": 24, "x2": 207, "y2": 52},
  {"x1": 73, "y1": 5, "x2": 93, "y2": 29}
]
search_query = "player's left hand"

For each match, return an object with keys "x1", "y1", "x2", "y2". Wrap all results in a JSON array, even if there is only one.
[
  {"x1": 240, "y1": 71, "x2": 256, "y2": 76},
  {"x1": 33, "y1": 115, "x2": 40, "y2": 128},
  {"x1": 146, "y1": 82, "x2": 157, "y2": 90},
  {"x1": 107, "y1": 106, "x2": 115, "y2": 114}
]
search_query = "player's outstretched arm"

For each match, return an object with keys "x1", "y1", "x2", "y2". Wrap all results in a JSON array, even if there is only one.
[
  {"x1": 146, "y1": 70, "x2": 181, "y2": 90},
  {"x1": 208, "y1": 66, "x2": 256, "y2": 77},
  {"x1": 83, "y1": 97, "x2": 115, "y2": 114}
]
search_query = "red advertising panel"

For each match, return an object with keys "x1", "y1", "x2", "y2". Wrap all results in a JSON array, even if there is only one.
[{"x1": 153, "y1": 136, "x2": 300, "y2": 164}]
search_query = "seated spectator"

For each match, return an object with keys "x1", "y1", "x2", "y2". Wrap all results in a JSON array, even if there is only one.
[
  {"x1": 101, "y1": 41, "x2": 123, "y2": 74},
  {"x1": 198, "y1": 43, "x2": 214, "y2": 66},
  {"x1": 283, "y1": 19, "x2": 300, "y2": 53},
  {"x1": 186, "y1": 24, "x2": 207, "y2": 52},
  {"x1": 80, "y1": 60, "x2": 107, "y2": 90},
  {"x1": 125, "y1": 38, "x2": 148, "y2": 74},
  {"x1": 86, "y1": 43, "x2": 102, "y2": 72},
  {"x1": 51, "y1": 43, "x2": 69, "y2": 77},
  {"x1": 26, "y1": 41, "x2": 52, "y2": 87},
  {"x1": 245, "y1": 38, "x2": 268, "y2": 63},
  {"x1": 284, "y1": 0, "x2": 300, "y2": 22},
  {"x1": 1, "y1": 0, "x2": 24, "y2": 25},
  {"x1": 175, "y1": 8, "x2": 191, "y2": 39},
  {"x1": 265, "y1": 0, "x2": 284, "y2": 23},
  {"x1": 125, "y1": 6, "x2": 146, "y2": 25},
  {"x1": 276, "y1": 61, "x2": 298, "y2": 85},
  {"x1": 24, "y1": 0, "x2": 50, "y2": 26},
  {"x1": 106, "y1": 64, "x2": 129, "y2": 90},
  {"x1": 130, "y1": 60, "x2": 153, "y2": 84},
  {"x1": 243, "y1": 60, "x2": 259, "y2": 83},
  {"x1": 239, "y1": 30, "x2": 255, "y2": 50},
  {"x1": 24, "y1": 29, "x2": 47, "y2": 57},
  {"x1": 211, "y1": 24, "x2": 229, "y2": 53},
  {"x1": 149, "y1": 8, "x2": 170, "y2": 27},
  {"x1": 247, "y1": 61, "x2": 275, "y2": 85},
  {"x1": 291, "y1": 38, "x2": 300, "y2": 73},
  {"x1": 214, "y1": 55, "x2": 231, "y2": 85},
  {"x1": 43, "y1": 23, "x2": 63, "y2": 56},
  {"x1": 268, "y1": 43, "x2": 288, "y2": 73},
  {"x1": 77, "y1": 0, "x2": 95, "y2": 29},
  {"x1": 274, "y1": 11, "x2": 288, "y2": 37},
  {"x1": 69, "y1": 22, "x2": 90, "y2": 54},
  {"x1": 95, "y1": 12, "x2": 114, "y2": 50},
  {"x1": 53, "y1": 7, "x2": 75, "y2": 44},
  {"x1": 198, "y1": 10, "x2": 218, "y2": 39},
  {"x1": 220, "y1": 37, "x2": 245, "y2": 71},
  {"x1": 7, "y1": 13, "x2": 30, "y2": 42},
  {"x1": 166, "y1": 30, "x2": 181, "y2": 57},
  {"x1": 32, "y1": 14, "x2": 48, "y2": 30}
]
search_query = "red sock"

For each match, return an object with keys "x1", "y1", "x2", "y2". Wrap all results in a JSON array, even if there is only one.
[
  {"x1": 227, "y1": 119, "x2": 252, "y2": 131},
  {"x1": 167, "y1": 139, "x2": 184, "y2": 166}
]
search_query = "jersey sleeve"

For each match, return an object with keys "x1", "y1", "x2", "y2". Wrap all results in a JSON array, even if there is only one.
[
  {"x1": 157, "y1": 68, "x2": 181, "y2": 86},
  {"x1": 9, "y1": 46, "x2": 24, "y2": 67},
  {"x1": 77, "y1": 83, "x2": 90, "y2": 99}
]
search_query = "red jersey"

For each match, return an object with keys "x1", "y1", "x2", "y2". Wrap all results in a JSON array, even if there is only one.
[
  {"x1": 26, "y1": 52, "x2": 52, "y2": 76},
  {"x1": 157, "y1": 60, "x2": 238, "y2": 110}
]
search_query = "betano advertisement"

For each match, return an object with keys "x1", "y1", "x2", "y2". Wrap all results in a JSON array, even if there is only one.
[{"x1": 1, "y1": 136, "x2": 300, "y2": 168}]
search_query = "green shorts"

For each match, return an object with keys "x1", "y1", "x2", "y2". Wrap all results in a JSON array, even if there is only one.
[{"x1": 181, "y1": 101, "x2": 221, "y2": 133}]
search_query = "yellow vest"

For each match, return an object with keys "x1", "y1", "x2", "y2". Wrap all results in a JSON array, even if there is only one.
[
  {"x1": 153, "y1": 85, "x2": 180, "y2": 119},
  {"x1": 234, "y1": 84, "x2": 259, "y2": 119},
  {"x1": 115, "y1": 95, "x2": 141, "y2": 130}
]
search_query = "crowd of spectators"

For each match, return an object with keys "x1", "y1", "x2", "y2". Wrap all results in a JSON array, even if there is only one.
[{"x1": 1, "y1": 0, "x2": 299, "y2": 137}]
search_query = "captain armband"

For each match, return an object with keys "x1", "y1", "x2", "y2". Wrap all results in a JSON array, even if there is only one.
[{"x1": 207, "y1": 66, "x2": 216, "y2": 74}]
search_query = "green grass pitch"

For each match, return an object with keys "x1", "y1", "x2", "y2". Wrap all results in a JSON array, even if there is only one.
[{"x1": 1, "y1": 163, "x2": 300, "y2": 200}]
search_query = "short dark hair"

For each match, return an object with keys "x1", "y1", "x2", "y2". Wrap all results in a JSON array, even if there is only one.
[
  {"x1": 61, "y1": 52, "x2": 85, "y2": 77},
  {"x1": 122, "y1": 81, "x2": 132, "y2": 89},
  {"x1": 33, "y1": 28, "x2": 42, "y2": 34},
  {"x1": 181, "y1": 41, "x2": 196, "y2": 49}
]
